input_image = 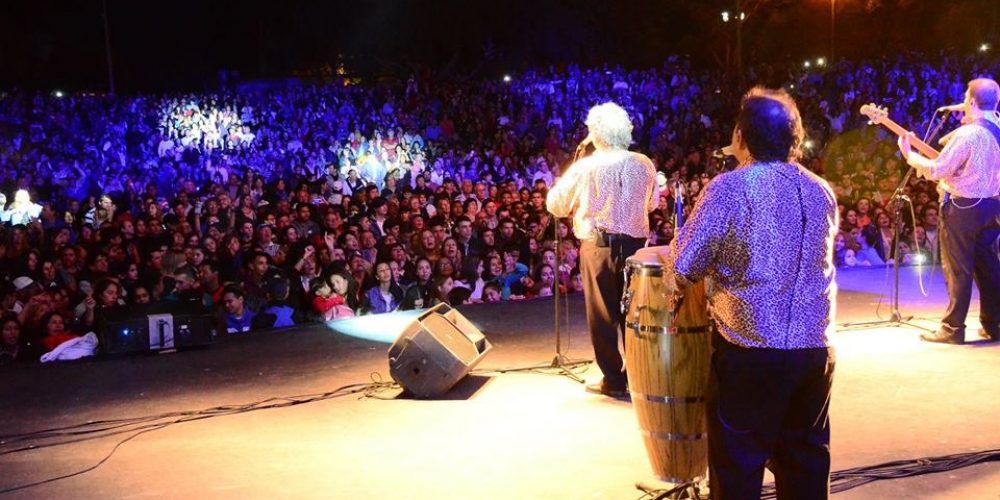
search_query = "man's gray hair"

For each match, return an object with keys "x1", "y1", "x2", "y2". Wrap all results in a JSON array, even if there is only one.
[{"x1": 585, "y1": 102, "x2": 633, "y2": 150}]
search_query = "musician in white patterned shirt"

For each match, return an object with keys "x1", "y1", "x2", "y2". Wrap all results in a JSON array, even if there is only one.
[
  {"x1": 898, "y1": 77, "x2": 1000, "y2": 344},
  {"x1": 547, "y1": 102, "x2": 657, "y2": 398}
]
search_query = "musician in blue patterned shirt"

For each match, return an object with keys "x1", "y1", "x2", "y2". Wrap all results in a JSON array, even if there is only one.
[{"x1": 666, "y1": 87, "x2": 838, "y2": 499}]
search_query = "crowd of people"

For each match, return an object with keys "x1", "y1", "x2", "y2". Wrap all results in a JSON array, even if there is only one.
[
  {"x1": 1, "y1": 50, "x2": 997, "y2": 365},
  {"x1": 159, "y1": 97, "x2": 254, "y2": 153}
]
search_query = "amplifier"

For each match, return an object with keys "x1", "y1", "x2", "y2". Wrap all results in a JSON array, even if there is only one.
[{"x1": 97, "y1": 303, "x2": 216, "y2": 355}]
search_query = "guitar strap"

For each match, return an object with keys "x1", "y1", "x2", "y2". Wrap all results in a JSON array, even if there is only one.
[
  {"x1": 973, "y1": 119, "x2": 1000, "y2": 198},
  {"x1": 974, "y1": 118, "x2": 1000, "y2": 151}
]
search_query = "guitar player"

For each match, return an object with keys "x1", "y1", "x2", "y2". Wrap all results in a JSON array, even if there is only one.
[{"x1": 897, "y1": 77, "x2": 1000, "y2": 345}]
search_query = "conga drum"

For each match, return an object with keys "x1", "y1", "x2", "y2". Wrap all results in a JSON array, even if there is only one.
[{"x1": 622, "y1": 246, "x2": 710, "y2": 484}]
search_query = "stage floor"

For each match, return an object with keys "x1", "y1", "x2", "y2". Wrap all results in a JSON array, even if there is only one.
[{"x1": 2, "y1": 266, "x2": 998, "y2": 499}]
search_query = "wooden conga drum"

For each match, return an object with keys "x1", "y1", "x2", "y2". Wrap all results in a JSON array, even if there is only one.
[{"x1": 622, "y1": 246, "x2": 710, "y2": 484}]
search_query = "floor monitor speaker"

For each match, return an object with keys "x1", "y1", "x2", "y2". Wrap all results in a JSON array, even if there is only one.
[{"x1": 388, "y1": 303, "x2": 492, "y2": 398}]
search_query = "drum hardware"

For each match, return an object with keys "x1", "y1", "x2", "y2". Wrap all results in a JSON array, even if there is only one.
[
  {"x1": 621, "y1": 288, "x2": 634, "y2": 315},
  {"x1": 621, "y1": 264, "x2": 636, "y2": 314},
  {"x1": 630, "y1": 393, "x2": 705, "y2": 404},
  {"x1": 630, "y1": 303, "x2": 653, "y2": 325},
  {"x1": 625, "y1": 322, "x2": 709, "y2": 337},
  {"x1": 641, "y1": 430, "x2": 707, "y2": 441},
  {"x1": 635, "y1": 479, "x2": 706, "y2": 498},
  {"x1": 670, "y1": 293, "x2": 687, "y2": 317}
]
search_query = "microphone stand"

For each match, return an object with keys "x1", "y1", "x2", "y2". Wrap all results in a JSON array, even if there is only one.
[
  {"x1": 673, "y1": 180, "x2": 684, "y2": 229},
  {"x1": 840, "y1": 111, "x2": 946, "y2": 332},
  {"x1": 546, "y1": 208, "x2": 589, "y2": 383},
  {"x1": 507, "y1": 141, "x2": 592, "y2": 382},
  {"x1": 545, "y1": 141, "x2": 594, "y2": 382}
]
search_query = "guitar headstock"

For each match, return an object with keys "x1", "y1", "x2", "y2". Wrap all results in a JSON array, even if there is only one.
[{"x1": 859, "y1": 103, "x2": 889, "y2": 125}]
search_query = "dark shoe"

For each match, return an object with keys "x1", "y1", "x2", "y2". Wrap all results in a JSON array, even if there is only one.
[
  {"x1": 920, "y1": 325, "x2": 965, "y2": 345},
  {"x1": 585, "y1": 380, "x2": 629, "y2": 399},
  {"x1": 978, "y1": 326, "x2": 999, "y2": 342}
]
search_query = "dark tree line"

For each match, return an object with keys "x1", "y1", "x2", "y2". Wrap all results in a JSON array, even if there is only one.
[{"x1": 1, "y1": 0, "x2": 996, "y2": 92}]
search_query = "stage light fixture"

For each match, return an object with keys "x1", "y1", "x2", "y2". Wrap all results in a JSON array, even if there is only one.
[
  {"x1": 53, "y1": 90, "x2": 64, "y2": 98},
  {"x1": 328, "y1": 309, "x2": 424, "y2": 344},
  {"x1": 721, "y1": 11, "x2": 730, "y2": 23},
  {"x1": 804, "y1": 60, "x2": 812, "y2": 68},
  {"x1": 980, "y1": 43, "x2": 990, "y2": 53},
  {"x1": 503, "y1": 74, "x2": 511, "y2": 83},
  {"x1": 817, "y1": 57, "x2": 826, "y2": 67}
]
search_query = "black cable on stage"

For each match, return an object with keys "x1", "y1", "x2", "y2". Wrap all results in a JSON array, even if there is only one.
[
  {"x1": 1, "y1": 362, "x2": 611, "y2": 494},
  {"x1": 0, "y1": 381, "x2": 390, "y2": 454},
  {"x1": 0, "y1": 377, "x2": 396, "y2": 495},
  {"x1": 0, "y1": 360, "x2": 609, "y2": 494},
  {"x1": 0, "y1": 424, "x2": 161, "y2": 495},
  {"x1": 765, "y1": 447, "x2": 1000, "y2": 498},
  {"x1": 634, "y1": 448, "x2": 1000, "y2": 499},
  {"x1": 9, "y1": 368, "x2": 998, "y2": 497},
  {"x1": 635, "y1": 480, "x2": 703, "y2": 500}
]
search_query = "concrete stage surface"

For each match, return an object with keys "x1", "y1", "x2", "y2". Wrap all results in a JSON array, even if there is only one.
[{"x1": 2, "y1": 266, "x2": 998, "y2": 499}]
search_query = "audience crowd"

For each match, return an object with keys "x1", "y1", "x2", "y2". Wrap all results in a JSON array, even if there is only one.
[{"x1": 1, "y1": 51, "x2": 996, "y2": 364}]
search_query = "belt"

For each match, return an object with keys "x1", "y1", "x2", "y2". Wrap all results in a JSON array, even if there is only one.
[
  {"x1": 596, "y1": 232, "x2": 644, "y2": 244},
  {"x1": 943, "y1": 192, "x2": 1000, "y2": 202}
]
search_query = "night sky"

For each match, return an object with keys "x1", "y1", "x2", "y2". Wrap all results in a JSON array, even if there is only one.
[{"x1": 1, "y1": 0, "x2": 997, "y2": 93}]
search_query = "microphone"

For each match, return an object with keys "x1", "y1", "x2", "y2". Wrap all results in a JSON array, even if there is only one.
[
  {"x1": 712, "y1": 144, "x2": 736, "y2": 159},
  {"x1": 936, "y1": 103, "x2": 965, "y2": 113},
  {"x1": 573, "y1": 136, "x2": 594, "y2": 162}
]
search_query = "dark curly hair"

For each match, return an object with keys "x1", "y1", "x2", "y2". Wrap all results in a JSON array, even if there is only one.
[{"x1": 737, "y1": 87, "x2": 805, "y2": 163}]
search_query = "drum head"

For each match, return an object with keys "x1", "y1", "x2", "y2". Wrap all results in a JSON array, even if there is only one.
[{"x1": 627, "y1": 246, "x2": 668, "y2": 269}]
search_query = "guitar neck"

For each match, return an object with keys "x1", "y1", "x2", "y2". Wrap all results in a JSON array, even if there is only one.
[{"x1": 877, "y1": 117, "x2": 940, "y2": 160}]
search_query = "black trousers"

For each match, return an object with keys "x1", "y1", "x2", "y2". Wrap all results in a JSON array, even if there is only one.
[
  {"x1": 708, "y1": 333, "x2": 835, "y2": 500},
  {"x1": 578, "y1": 236, "x2": 646, "y2": 388},
  {"x1": 939, "y1": 196, "x2": 1000, "y2": 331}
]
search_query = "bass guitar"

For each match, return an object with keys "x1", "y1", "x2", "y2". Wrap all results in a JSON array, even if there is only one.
[{"x1": 859, "y1": 104, "x2": 941, "y2": 159}]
